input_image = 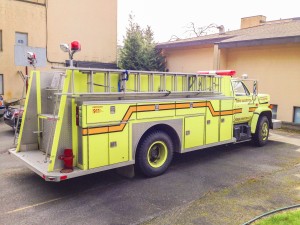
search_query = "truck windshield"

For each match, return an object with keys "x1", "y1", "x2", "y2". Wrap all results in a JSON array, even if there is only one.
[{"x1": 232, "y1": 81, "x2": 250, "y2": 96}]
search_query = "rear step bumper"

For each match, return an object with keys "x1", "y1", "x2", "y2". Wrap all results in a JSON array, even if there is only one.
[{"x1": 9, "y1": 148, "x2": 134, "y2": 182}]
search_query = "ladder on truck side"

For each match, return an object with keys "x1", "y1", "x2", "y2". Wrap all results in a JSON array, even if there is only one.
[{"x1": 52, "y1": 67, "x2": 224, "y2": 99}]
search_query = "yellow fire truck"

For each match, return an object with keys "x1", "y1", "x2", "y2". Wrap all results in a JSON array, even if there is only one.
[{"x1": 9, "y1": 42, "x2": 280, "y2": 182}]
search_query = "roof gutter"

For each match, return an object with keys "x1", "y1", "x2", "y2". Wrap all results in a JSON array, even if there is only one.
[
  {"x1": 218, "y1": 36, "x2": 300, "y2": 49},
  {"x1": 157, "y1": 37, "x2": 233, "y2": 49}
]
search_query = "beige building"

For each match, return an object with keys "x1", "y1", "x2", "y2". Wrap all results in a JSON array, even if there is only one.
[
  {"x1": 0, "y1": 0, "x2": 117, "y2": 100},
  {"x1": 157, "y1": 16, "x2": 300, "y2": 124}
]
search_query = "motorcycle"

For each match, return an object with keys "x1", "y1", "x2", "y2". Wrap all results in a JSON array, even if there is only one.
[
  {"x1": 0, "y1": 95, "x2": 5, "y2": 119},
  {"x1": 3, "y1": 99, "x2": 23, "y2": 132}
]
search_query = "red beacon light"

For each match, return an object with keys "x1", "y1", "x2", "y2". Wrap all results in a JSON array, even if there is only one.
[
  {"x1": 197, "y1": 70, "x2": 236, "y2": 76},
  {"x1": 71, "y1": 41, "x2": 81, "y2": 52}
]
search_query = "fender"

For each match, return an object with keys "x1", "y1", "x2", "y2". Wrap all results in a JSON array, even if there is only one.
[{"x1": 250, "y1": 107, "x2": 272, "y2": 134}]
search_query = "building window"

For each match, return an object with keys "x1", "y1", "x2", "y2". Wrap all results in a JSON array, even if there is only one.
[
  {"x1": 293, "y1": 107, "x2": 300, "y2": 124},
  {"x1": 15, "y1": 32, "x2": 28, "y2": 46},
  {"x1": 0, "y1": 30, "x2": 2, "y2": 51},
  {"x1": 0, "y1": 74, "x2": 3, "y2": 95},
  {"x1": 271, "y1": 104, "x2": 278, "y2": 119}
]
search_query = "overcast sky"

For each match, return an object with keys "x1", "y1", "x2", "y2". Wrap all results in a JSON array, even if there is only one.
[{"x1": 117, "y1": 0, "x2": 299, "y2": 44}]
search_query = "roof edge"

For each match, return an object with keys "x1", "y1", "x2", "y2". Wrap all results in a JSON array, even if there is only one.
[
  {"x1": 218, "y1": 36, "x2": 300, "y2": 49},
  {"x1": 157, "y1": 37, "x2": 234, "y2": 49}
]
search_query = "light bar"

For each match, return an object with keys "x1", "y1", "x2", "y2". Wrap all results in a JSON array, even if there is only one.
[{"x1": 197, "y1": 70, "x2": 236, "y2": 76}]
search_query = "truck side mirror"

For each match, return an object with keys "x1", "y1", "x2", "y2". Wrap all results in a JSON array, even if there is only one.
[{"x1": 252, "y1": 81, "x2": 258, "y2": 100}]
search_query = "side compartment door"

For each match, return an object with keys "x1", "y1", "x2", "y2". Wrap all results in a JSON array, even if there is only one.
[
  {"x1": 108, "y1": 125, "x2": 129, "y2": 165},
  {"x1": 220, "y1": 99, "x2": 234, "y2": 141},
  {"x1": 184, "y1": 115, "x2": 205, "y2": 150},
  {"x1": 88, "y1": 133, "x2": 109, "y2": 169},
  {"x1": 205, "y1": 100, "x2": 220, "y2": 145}
]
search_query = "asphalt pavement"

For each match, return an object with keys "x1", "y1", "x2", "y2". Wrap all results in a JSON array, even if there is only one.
[
  {"x1": 0, "y1": 120, "x2": 300, "y2": 225},
  {"x1": 0, "y1": 118, "x2": 15, "y2": 153}
]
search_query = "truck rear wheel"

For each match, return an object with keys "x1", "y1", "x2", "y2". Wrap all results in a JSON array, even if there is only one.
[
  {"x1": 136, "y1": 131, "x2": 174, "y2": 177},
  {"x1": 253, "y1": 115, "x2": 269, "y2": 147}
]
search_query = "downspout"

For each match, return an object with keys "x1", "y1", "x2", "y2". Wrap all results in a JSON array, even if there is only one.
[
  {"x1": 45, "y1": 0, "x2": 64, "y2": 65},
  {"x1": 213, "y1": 43, "x2": 220, "y2": 70}
]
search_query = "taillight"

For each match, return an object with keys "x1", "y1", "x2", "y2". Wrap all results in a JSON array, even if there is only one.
[
  {"x1": 60, "y1": 175, "x2": 68, "y2": 181},
  {"x1": 269, "y1": 104, "x2": 273, "y2": 109}
]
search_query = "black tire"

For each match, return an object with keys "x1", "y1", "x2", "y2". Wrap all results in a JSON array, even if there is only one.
[
  {"x1": 253, "y1": 116, "x2": 269, "y2": 147},
  {"x1": 136, "y1": 131, "x2": 174, "y2": 177}
]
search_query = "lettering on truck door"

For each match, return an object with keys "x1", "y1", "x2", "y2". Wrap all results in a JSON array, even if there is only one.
[{"x1": 232, "y1": 80, "x2": 256, "y2": 124}]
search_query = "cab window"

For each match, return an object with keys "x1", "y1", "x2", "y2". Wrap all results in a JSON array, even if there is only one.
[{"x1": 232, "y1": 81, "x2": 250, "y2": 96}]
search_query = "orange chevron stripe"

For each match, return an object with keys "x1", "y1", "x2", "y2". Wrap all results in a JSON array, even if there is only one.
[
  {"x1": 176, "y1": 103, "x2": 190, "y2": 109},
  {"x1": 136, "y1": 105, "x2": 155, "y2": 112},
  {"x1": 159, "y1": 104, "x2": 176, "y2": 110},
  {"x1": 109, "y1": 123, "x2": 126, "y2": 132},
  {"x1": 233, "y1": 109, "x2": 243, "y2": 114},
  {"x1": 220, "y1": 110, "x2": 234, "y2": 116},
  {"x1": 82, "y1": 101, "x2": 243, "y2": 136},
  {"x1": 206, "y1": 102, "x2": 220, "y2": 116},
  {"x1": 123, "y1": 106, "x2": 136, "y2": 122},
  {"x1": 193, "y1": 102, "x2": 207, "y2": 108},
  {"x1": 85, "y1": 127, "x2": 109, "y2": 135},
  {"x1": 249, "y1": 107, "x2": 258, "y2": 112}
]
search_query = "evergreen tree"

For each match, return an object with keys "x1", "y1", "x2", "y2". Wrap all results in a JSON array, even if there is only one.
[{"x1": 119, "y1": 15, "x2": 166, "y2": 71}]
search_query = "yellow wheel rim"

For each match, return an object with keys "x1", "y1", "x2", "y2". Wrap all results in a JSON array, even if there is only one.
[
  {"x1": 147, "y1": 141, "x2": 168, "y2": 168},
  {"x1": 262, "y1": 122, "x2": 269, "y2": 141}
]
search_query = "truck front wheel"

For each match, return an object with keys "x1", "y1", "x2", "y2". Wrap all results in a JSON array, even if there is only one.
[
  {"x1": 253, "y1": 115, "x2": 269, "y2": 147},
  {"x1": 136, "y1": 131, "x2": 174, "y2": 177}
]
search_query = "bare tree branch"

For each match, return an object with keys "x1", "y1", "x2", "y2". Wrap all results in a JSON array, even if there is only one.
[
  {"x1": 185, "y1": 22, "x2": 218, "y2": 37},
  {"x1": 169, "y1": 22, "x2": 219, "y2": 42},
  {"x1": 169, "y1": 35, "x2": 181, "y2": 42}
]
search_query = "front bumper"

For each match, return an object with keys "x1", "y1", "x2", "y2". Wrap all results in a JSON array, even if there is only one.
[{"x1": 272, "y1": 119, "x2": 282, "y2": 129}]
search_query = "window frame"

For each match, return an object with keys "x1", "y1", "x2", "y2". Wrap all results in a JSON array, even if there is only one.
[
  {"x1": 0, "y1": 30, "x2": 2, "y2": 51},
  {"x1": 0, "y1": 74, "x2": 4, "y2": 95},
  {"x1": 15, "y1": 32, "x2": 28, "y2": 46},
  {"x1": 293, "y1": 106, "x2": 300, "y2": 124}
]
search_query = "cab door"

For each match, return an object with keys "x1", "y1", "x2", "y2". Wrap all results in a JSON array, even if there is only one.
[{"x1": 232, "y1": 80, "x2": 256, "y2": 124}]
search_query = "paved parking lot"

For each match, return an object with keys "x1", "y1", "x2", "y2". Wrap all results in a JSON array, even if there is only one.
[
  {"x1": 0, "y1": 118, "x2": 15, "y2": 153},
  {"x1": 0, "y1": 121, "x2": 300, "y2": 225}
]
